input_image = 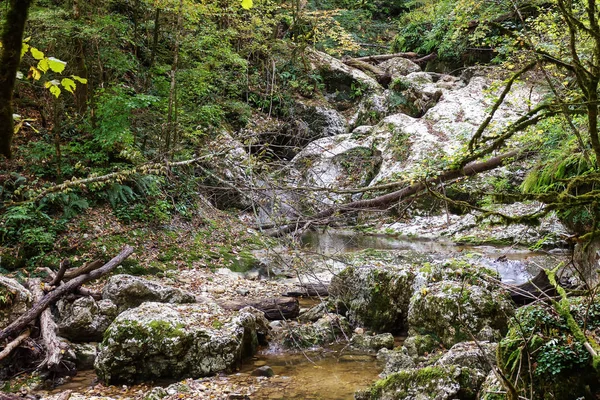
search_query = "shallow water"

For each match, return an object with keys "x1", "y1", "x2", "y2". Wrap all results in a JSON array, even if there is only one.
[
  {"x1": 238, "y1": 346, "x2": 383, "y2": 400},
  {"x1": 301, "y1": 229, "x2": 568, "y2": 284}
]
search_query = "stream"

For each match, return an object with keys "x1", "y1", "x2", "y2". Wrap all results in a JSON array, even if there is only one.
[{"x1": 40, "y1": 230, "x2": 569, "y2": 400}]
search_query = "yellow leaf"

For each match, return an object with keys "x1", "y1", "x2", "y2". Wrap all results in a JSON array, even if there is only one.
[
  {"x1": 38, "y1": 58, "x2": 49, "y2": 73},
  {"x1": 29, "y1": 66, "x2": 41, "y2": 81},
  {"x1": 49, "y1": 85, "x2": 61, "y2": 98},
  {"x1": 47, "y1": 57, "x2": 67, "y2": 73},
  {"x1": 30, "y1": 47, "x2": 44, "y2": 60},
  {"x1": 21, "y1": 43, "x2": 30, "y2": 58},
  {"x1": 61, "y1": 78, "x2": 76, "y2": 93},
  {"x1": 241, "y1": 0, "x2": 252, "y2": 9},
  {"x1": 71, "y1": 75, "x2": 88, "y2": 84},
  {"x1": 44, "y1": 81, "x2": 53, "y2": 89}
]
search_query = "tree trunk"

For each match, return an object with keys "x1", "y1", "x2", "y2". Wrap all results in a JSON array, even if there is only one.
[{"x1": 0, "y1": 0, "x2": 34, "y2": 159}]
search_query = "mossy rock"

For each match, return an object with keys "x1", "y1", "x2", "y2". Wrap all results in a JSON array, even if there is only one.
[
  {"x1": 357, "y1": 366, "x2": 460, "y2": 400},
  {"x1": 282, "y1": 314, "x2": 351, "y2": 348},
  {"x1": 329, "y1": 264, "x2": 416, "y2": 333},
  {"x1": 403, "y1": 334, "x2": 440, "y2": 357},
  {"x1": 408, "y1": 281, "x2": 514, "y2": 347},
  {"x1": 95, "y1": 303, "x2": 267, "y2": 383}
]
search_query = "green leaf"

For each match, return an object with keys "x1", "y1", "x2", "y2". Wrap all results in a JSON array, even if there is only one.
[
  {"x1": 241, "y1": 0, "x2": 252, "y2": 9},
  {"x1": 49, "y1": 85, "x2": 61, "y2": 98},
  {"x1": 71, "y1": 75, "x2": 88, "y2": 84},
  {"x1": 37, "y1": 58, "x2": 49, "y2": 73},
  {"x1": 47, "y1": 57, "x2": 67, "y2": 73},
  {"x1": 30, "y1": 47, "x2": 44, "y2": 60},
  {"x1": 61, "y1": 78, "x2": 76, "y2": 94}
]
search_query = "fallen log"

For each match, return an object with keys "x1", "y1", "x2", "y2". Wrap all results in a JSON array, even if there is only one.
[
  {"x1": 507, "y1": 269, "x2": 556, "y2": 305},
  {"x1": 0, "y1": 245, "x2": 134, "y2": 342},
  {"x1": 285, "y1": 283, "x2": 329, "y2": 297},
  {"x1": 0, "y1": 328, "x2": 30, "y2": 362},
  {"x1": 63, "y1": 259, "x2": 103, "y2": 280},
  {"x1": 413, "y1": 52, "x2": 437, "y2": 64},
  {"x1": 342, "y1": 57, "x2": 390, "y2": 86},
  {"x1": 28, "y1": 278, "x2": 61, "y2": 369},
  {"x1": 218, "y1": 297, "x2": 299, "y2": 320},
  {"x1": 268, "y1": 149, "x2": 525, "y2": 237},
  {"x1": 353, "y1": 52, "x2": 419, "y2": 62}
]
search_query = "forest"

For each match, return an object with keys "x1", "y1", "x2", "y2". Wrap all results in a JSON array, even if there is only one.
[{"x1": 1, "y1": 0, "x2": 600, "y2": 399}]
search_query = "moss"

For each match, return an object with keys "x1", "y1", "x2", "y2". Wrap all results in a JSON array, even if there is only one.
[{"x1": 369, "y1": 366, "x2": 455, "y2": 399}]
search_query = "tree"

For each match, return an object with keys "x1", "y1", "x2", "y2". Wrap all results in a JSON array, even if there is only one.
[{"x1": 0, "y1": 0, "x2": 34, "y2": 159}]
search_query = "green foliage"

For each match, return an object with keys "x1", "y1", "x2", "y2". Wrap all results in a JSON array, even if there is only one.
[{"x1": 498, "y1": 298, "x2": 600, "y2": 399}]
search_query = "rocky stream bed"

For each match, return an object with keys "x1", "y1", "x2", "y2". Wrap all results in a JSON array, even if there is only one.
[{"x1": 3, "y1": 53, "x2": 599, "y2": 400}]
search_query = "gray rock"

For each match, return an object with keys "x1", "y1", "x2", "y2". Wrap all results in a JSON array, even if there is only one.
[
  {"x1": 403, "y1": 334, "x2": 440, "y2": 357},
  {"x1": 435, "y1": 341, "x2": 497, "y2": 373},
  {"x1": 377, "y1": 347, "x2": 415, "y2": 376},
  {"x1": 350, "y1": 333, "x2": 394, "y2": 351},
  {"x1": 356, "y1": 366, "x2": 461, "y2": 400},
  {"x1": 95, "y1": 302, "x2": 268, "y2": 383},
  {"x1": 329, "y1": 264, "x2": 416, "y2": 332},
  {"x1": 408, "y1": 280, "x2": 514, "y2": 347},
  {"x1": 379, "y1": 57, "x2": 421, "y2": 77},
  {"x1": 298, "y1": 303, "x2": 327, "y2": 322},
  {"x1": 102, "y1": 274, "x2": 196, "y2": 312},
  {"x1": 57, "y1": 296, "x2": 118, "y2": 342},
  {"x1": 0, "y1": 277, "x2": 31, "y2": 329},
  {"x1": 282, "y1": 314, "x2": 350, "y2": 348},
  {"x1": 71, "y1": 342, "x2": 98, "y2": 370},
  {"x1": 251, "y1": 365, "x2": 274, "y2": 377}
]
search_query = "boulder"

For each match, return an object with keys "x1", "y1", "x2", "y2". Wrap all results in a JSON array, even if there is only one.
[
  {"x1": 95, "y1": 303, "x2": 268, "y2": 383},
  {"x1": 298, "y1": 302, "x2": 327, "y2": 322},
  {"x1": 435, "y1": 341, "x2": 497, "y2": 375},
  {"x1": 102, "y1": 274, "x2": 196, "y2": 312},
  {"x1": 407, "y1": 281, "x2": 514, "y2": 347},
  {"x1": 350, "y1": 333, "x2": 394, "y2": 351},
  {"x1": 377, "y1": 347, "x2": 415, "y2": 377},
  {"x1": 329, "y1": 264, "x2": 416, "y2": 332},
  {"x1": 57, "y1": 296, "x2": 118, "y2": 342},
  {"x1": 356, "y1": 365, "x2": 461, "y2": 400},
  {"x1": 379, "y1": 58, "x2": 421, "y2": 77},
  {"x1": 70, "y1": 342, "x2": 98, "y2": 370},
  {"x1": 282, "y1": 313, "x2": 350, "y2": 348},
  {"x1": 402, "y1": 334, "x2": 440, "y2": 358},
  {"x1": 0, "y1": 277, "x2": 31, "y2": 329},
  {"x1": 289, "y1": 135, "x2": 382, "y2": 208}
]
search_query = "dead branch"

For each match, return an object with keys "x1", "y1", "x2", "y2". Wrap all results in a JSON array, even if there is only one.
[
  {"x1": 49, "y1": 259, "x2": 71, "y2": 286},
  {"x1": 28, "y1": 278, "x2": 61, "y2": 369},
  {"x1": 269, "y1": 149, "x2": 524, "y2": 237},
  {"x1": 413, "y1": 52, "x2": 437, "y2": 64},
  {"x1": 0, "y1": 328, "x2": 30, "y2": 362},
  {"x1": 63, "y1": 259, "x2": 103, "y2": 281},
  {"x1": 0, "y1": 245, "x2": 134, "y2": 342},
  {"x1": 353, "y1": 52, "x2": 419, "y2": 62}
]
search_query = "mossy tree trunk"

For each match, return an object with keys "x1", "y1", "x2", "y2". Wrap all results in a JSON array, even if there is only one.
[{"x1": 0, "y1": 0, "x2": 34, "y2": 159}]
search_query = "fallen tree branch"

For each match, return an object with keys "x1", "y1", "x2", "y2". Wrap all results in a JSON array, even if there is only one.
[
  {"x1": 0, "y1": 245, "x2": 134, "y2": 342},
  {"x1": 6, "y1": 154, "x2": 221, "y2": 208},
  {"x1": 0, "y1": 328, "x2": 30, "y2": 362},
  {"x1": 268, "y1": 149, "x2": 524, "y2": 236},
  {"x1": 63, "y1": 259, "x2": 103, "y2": 281},
  {"x1": 49, "y1": 260, "x2": 70, "y2": 287},
  {"x1": 28, "y1": 278, "x2": 61, "y2": 369},
  {"x1": 353, "y1": 52, "x2": 419, "y2": 62}
]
